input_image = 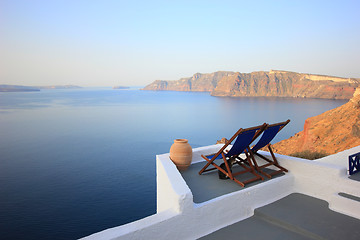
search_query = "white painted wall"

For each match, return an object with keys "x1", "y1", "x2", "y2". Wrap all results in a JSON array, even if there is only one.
[
  {"x1": 274, "y1": 145, "x2": 360, "y2": 219},
  {"x1": 81, "y1": 145, "x2": 360, "y2": 240}
]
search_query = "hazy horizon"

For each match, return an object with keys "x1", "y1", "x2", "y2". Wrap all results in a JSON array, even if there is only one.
[{"x1": 1, "y1": 0, "x2": 360, "y2": 87}]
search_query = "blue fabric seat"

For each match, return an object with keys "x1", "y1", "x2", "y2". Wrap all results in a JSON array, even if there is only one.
[{"x1": 199, "y1": 123, "x2": 267, "y2": 187}]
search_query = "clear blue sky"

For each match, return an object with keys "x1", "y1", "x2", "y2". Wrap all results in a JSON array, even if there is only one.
[{"x1": 1, "y1": 0, "x2": 360, "y2": 87}]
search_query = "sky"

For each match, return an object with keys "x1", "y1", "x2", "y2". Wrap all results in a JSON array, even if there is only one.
[{"x1": 1, "y1": 0, "x2": 360, "y2": 87}]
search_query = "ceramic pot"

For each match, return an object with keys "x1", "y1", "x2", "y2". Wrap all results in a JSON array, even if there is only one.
[{"x1": 169, "y1": 139, "x2": 192, "y2": 171}]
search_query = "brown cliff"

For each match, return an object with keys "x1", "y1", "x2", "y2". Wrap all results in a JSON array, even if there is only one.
[
  {"x1": 272, "y1": 88, "x2": 360, "y2": 156},
  {"x1": 142, "y1": 71, "x2": 233, "y2": 92},
  {"x1": 143, "y1": 70, "x2": 359, "y2": 100}
]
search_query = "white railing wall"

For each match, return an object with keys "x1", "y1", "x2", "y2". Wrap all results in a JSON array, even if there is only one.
[{"x1": 82, "y1": 145, "x2": 360, "y2": 240}]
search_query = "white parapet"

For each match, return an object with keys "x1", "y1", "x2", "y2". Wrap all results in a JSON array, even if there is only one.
[
  {"x1": 274, "y1": 145, "x2": 360, "y2": 219},
  {"x1": 81, "y1": 145, "x2": 360, "y2": 240}
]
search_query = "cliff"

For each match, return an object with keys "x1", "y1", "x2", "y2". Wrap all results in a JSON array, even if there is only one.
[
  {"x1": 113, "y1": 86, "x2": 130, "y2": 89},
  {"x1": 0, "y1": 85, "x2": 83, "y2": 92},
  {"x1": 272, "y1": 88, "x2": 360, "y2": 155},
  {"x1": 143, "y1": 70, "x2": 360, "y2": 99},
  {"x1": 142, "y1": 71, "x2": 234, "y2": 92}
]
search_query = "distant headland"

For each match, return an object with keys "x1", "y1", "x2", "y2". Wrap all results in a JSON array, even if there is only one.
[
  {"x1": 0, "y1": 85, "x2": 82, "y2": 92},
  {"x1": 142, "y1": 70, "x2": 360, "y2": 100},
  {"x1": 37, "y1": 85, "x2": 82, "y2": 89},
  {"x1": 113, "y1": 86, "x2": 130, "y2": 89},
  {"x1": 0, "y1": 85, "x2": 40, "y2": 92}
]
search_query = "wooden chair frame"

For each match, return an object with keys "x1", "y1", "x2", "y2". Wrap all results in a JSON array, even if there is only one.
[
  {"x1": 198, "y1": 123, "x2": 267, "y2": 187},
  {"x1": 250, "y1": 120, "x2": 290, "y2": 178}
]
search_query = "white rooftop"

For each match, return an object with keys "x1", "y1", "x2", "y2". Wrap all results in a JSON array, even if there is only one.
[{"x1": 81, "y1": 144, "x2": 360, "y2": 240}]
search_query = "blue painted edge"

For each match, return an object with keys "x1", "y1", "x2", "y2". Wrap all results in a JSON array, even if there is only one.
[{"x1": 349, "y1": 152, "x2": 360, "y2": 175}]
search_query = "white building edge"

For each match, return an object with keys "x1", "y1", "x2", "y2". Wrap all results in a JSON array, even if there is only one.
[{"x1": 82, "y1": 144, "x2": 360, "y2": 240}]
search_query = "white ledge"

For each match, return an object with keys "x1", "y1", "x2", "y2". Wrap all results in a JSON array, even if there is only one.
[{"x1": 82, "y1": 145, "x2": 360, "y2": 240}]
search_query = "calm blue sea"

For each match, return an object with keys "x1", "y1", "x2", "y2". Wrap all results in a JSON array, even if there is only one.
[{"x1": 0, "y1": 88, "x2": 347, "y2": 239}]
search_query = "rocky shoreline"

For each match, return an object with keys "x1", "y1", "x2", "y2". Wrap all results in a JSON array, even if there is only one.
[{"x1": 272, "y1": 88, "x2": 360, "y2": 156}]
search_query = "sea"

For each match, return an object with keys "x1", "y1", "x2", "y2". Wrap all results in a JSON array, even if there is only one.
[{"x1": 0, "y1": 88, "x2": 347, "y2": 239}]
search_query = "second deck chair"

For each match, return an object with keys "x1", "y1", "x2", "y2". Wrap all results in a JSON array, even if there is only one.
[
  {"x1": 198, "y1": 123, "x2": 267, "y2": 187},
  {"x1": 250, "y1": 120, "x2": 290, "y2": 178}
]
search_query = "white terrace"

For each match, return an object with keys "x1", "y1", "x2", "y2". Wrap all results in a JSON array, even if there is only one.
[{"x1": 82, "y1": 145, "x2": 360, "y2": 240}]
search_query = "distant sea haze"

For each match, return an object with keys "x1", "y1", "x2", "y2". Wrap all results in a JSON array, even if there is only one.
[
  {"x1": 0, "y1": 84, "x2": 82, "y2": 92},
  {"x1": 0, "y1": 88, "x2": 347, "y2": 239}
]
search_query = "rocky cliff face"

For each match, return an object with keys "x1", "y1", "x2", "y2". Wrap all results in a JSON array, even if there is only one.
[
  {"x1": 142, "y1": 71, "x2": 234, "y2": 92},
  {"x1": 272, "y1": 88, "x2": 360, "y2": 155},
  {"x1": 143, "y1": 70, "x2": 359, "y2": 99}
]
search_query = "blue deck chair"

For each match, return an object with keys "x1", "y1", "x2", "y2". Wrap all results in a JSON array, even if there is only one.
[
  {"x1": 199, "y1": 123, "x2": 267, "y2": 187},
  {"x1": 250, "y1": 120, "x2": 290, "y2": 178}
]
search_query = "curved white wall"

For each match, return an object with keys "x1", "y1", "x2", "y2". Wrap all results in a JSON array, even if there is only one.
[{"x1": 82, "y1": 145, "x2": 360, "y2": 240}]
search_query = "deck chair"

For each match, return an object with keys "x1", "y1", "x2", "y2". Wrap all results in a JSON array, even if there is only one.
[
  {"x1": 250, "y1": 120, "x2": 290, "y2": 178},
  {"x1": 198, "y1": 123, "x2": 267, "y2": 187}
]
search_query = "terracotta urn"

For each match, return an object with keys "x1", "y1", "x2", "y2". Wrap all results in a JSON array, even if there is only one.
[{"x1": 169, "y1": 139, "x2": 193, "y2": 171}]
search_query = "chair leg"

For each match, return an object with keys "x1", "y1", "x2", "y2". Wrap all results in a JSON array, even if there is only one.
[
  {"x1": 230, "y1": 149, "x2": 264, "y2": 186},
  {"x1": 245, "y1": 149, "x2": 265, "y2": 181},
  {"x1": 268, "y1": 144, "x2": 288, "y2": 173},
  {"x1": 252, "y1": 144, "x2": 288, "y2": 178},
  {"x1": 199, "y1": 153, "x2": 234, "y2": 180},
  {"x1": 222, "y1": 153, "x2": 234, "y2": 180},
  {"x1": 199, "y1": 155, "x2": 215, "y2": 175}
]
